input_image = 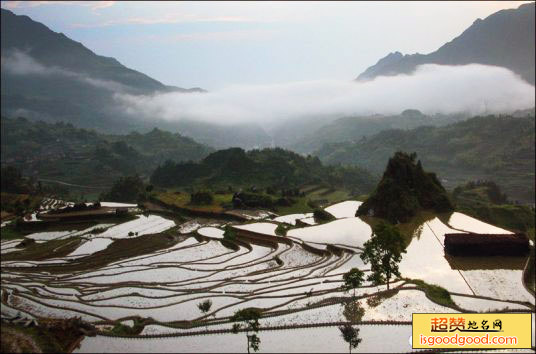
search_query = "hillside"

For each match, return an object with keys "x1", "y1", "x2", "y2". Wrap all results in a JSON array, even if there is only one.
[
  {"x1": 288, "y1": 110, "x2": 468, "y2": 153},
  {"x1": 0, "y1": 117, "x2": 213, "y2": 190},
  {"x1": 0, "y1": 9, "x2": 272, "y2": 149},
  {"x1": 356, "y1": 152, "x2": 453, "y2": 223},
  {"x1": 150, "y1": 147, "x2": 376, "y2": 194},
  {"x1": 357, "y1": 3, "x2": 535, "y2": 84},
  {"x1": 315, "y1": 115, "x2": 536, "y2": 202},
  {"x1": 451, "y1": 180, "x2": 535, "y2": 238}
]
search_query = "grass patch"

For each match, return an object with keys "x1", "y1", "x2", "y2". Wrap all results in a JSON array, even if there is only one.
[
  {"x1": 2, "y1": 237, "x2": 83, "y2": 262},
  {"x1": 0, "y1": 192, "x2": 43, "y2": 213},
  {"x1": 155, "y1": 191, "x2": 233, "y2": 213},
  {"x1": 1, "y1": 323, "x2": 63, "y2": 353},
  {"x1": 275, "y1": 224, "x2": 288, "y2": 236},
  {"x1": 365, "y1": 289, "x2": 399, "y2": 307},
  {"x1": 107, "y1": 318, "x2": 146, "y2": 336},
  {"x1": 0, "y1": 225, "x2": 25, "y2": 240},
  {"x1": 405, "y1": 279, "x2": 456, "y2": 308},
  {"x1": 274, "y1": 196, "x2": 312, "y2": 215},
  {"x1": 6, "y1": 232, "x2": 178, "y2": 274}
]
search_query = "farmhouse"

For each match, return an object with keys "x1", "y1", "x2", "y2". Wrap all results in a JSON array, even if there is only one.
[{"x1": 444, "y1": 232, "x2": 529, "y2": 256}]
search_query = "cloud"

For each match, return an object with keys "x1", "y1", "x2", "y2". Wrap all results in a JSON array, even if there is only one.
[
  {"x1": 2, "y1": 1, "x2": 115, "y2": 11},
  {"x1": 70, "y1": 13, "x2": 256, "y2": 28},
  {"x1": 114, "y1": 64, "x2": 535, "y2": 126},
  {"x1": 1, "y1": 50, "x2": 127, "y2": 91},
  {"x1": 133, "y1": 29, "x2": 278, "y2": 44}
]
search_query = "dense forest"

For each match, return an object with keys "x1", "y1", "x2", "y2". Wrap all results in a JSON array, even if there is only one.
[
  {"x1": 0, "y1": 117, "x2": 213, "y2": 188},
  {"x1": 315, "y1": 114, "x2": 535, "y2": 202},
  {"x1": 357, "y1": 152, "x2": 453, "y2": 223},
  {"x1": 150, "y1": 147, "x2": 377, "y2": 194}
]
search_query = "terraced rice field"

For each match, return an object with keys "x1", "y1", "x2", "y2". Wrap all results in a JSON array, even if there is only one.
[{"x1": 1, "y1": 201, "x2": 534, "y2": 352}]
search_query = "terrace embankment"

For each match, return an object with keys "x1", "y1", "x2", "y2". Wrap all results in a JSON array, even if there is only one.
[{"x1": 148, "y1": 197, "x2": 248, "y2": 221}]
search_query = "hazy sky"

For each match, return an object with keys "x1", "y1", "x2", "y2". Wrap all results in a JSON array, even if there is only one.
[{"x1": 1, "y1": 1, "x2": 531, "y2": 90}]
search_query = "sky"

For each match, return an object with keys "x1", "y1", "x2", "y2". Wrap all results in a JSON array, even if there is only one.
[{"x1": 0, "y1": 1, "x2": 531, "y2": 90}]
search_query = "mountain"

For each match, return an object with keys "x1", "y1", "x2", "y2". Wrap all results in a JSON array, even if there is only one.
[
  {"x1": 0, "y1": 117, "x2": 213, "y2": 188},
  {"x1": 356, "y1": 152, "x2": 453, "y2": 223},
  {"x1": 0, "y1": 9, "x2": 271, "y2": 149},
  {"x1": 0, "y1": 9, "x2": 202, "y2": 95},
  {"x1": 314, "y1": 114, "x2": 535, "y2": 203},
  {"x1": 286, "y1": 110, "x2": 468, "y2": 153},
  {"x1": 357, "y1": 3, "x2": 535, "y2": 85}
]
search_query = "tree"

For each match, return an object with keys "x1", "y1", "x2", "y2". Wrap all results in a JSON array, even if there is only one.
[
  {"x1": 102, "y1": 175, "x2": 145, "y2": 203},
  {"x1": 190, "y1": 191, "x2": 213, "y2": 205},
  {"x1": 342, "y1": 268, "x2": 364, "y2": 298},
  {"x1": 231, "y1": 308, "x2": 262, "y2": 353},
  {"x1": 360, "y1": 222, "x2": 406, "y2": 290},
  {"x1": 197, "y1": 299, "x2": 212, "y2": 329},
  {"x1": 342, "y1": 300, "x2": 365, "y2": 324},
  {"x1": 339, "y1": 324, "x2": 362, "y2": 354},
  {"x1": 223, "y1": 225, "x2": 237, "y2": 241},
  {"x1": 313, "y1": 208, "x2": 335, "y2": 222}
]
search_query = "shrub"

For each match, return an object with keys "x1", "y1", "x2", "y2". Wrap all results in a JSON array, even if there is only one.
[
  {"x1": 313, "y1": 208, "x2": 335, "y2": 222},
  {"x1": 190, "y1": 191, "x2": 214, "y2": 205}
]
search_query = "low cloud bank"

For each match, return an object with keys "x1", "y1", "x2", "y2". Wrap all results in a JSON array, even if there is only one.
[
  {"x1": 1, "y1": 50, "x2": 128, "y2": 92},
  {"x1": 3, "y1": 50, "x2": 534, "y2": 126},
  {"x1": 115, "y1": 63, "x2": 535, "y2": 126}
]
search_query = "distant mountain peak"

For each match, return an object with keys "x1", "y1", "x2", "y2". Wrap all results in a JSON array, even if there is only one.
[{"x1": 356, "y1": 2, "x2": 535, "y2": 84}]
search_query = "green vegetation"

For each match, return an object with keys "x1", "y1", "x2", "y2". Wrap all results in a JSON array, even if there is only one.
[
  {"x1": 342, "y1": 268, "x2": 365, "y2": 298},
  {"x1": 108, "y1": 318, "x2": 146, "y2": 336},
  {"x1": 198, "y1": 299, "x2": 213, "y2": 316},
  {"x1": 101, "y1": 175, "x2": 145, "y2": 203},
  {"x1": 405, "y1": 279, "x2": 456, "y2": 308},
  {"x1": 190, "y1": 191, "x2": 214, "y2": 205},
  {"x1": 223, "y1": 225, "x2": 237, "y2": 241},
  {"x1": 1, "y1": 117, "x2": 212, "y2": 196},
  {"x1": 155, "y1": 190, "x2": 232, "y2": 213},
  {"x1": 233, "y1": 191, "x2": 275, "y2": 209},
  {"x1": 1, "y1": 191, "x2": 42, "y2": 217},
  {"x1": 315, "y1": 115, "x2": 535, "y2": 203},
  {"x1": 338, "y1": 324, "x2": 362, "y2": 354},
  {"x1": 342, "y1": 300, "x2": 365, "y2": 324},
  {"x1": 0, "y1": 224, "x2": 25, "y2": 240},
  {"x1": 231, "y1": 308, "x2": 263, "y2": 353},
  {"x1": 0, "y1": 320, "x2": 84, "y2": 353},
  {"x1": 3, "y1": 232, "x2": 177, "y2": 274},
  {"x1": 361, "y1": 222, "x2": 407, "y2": 290},
  {"x1": 313, "y1": 208, "x2": 336, "y2": 223},
  {"x1": 151, "y1": 147, "x2": 376, "y2": 195},
  {"x1": 290, "y1": 110, "x2": 467, "y2": 153},
  {"x1": 2, "y1": 237, "x2": 82, "y2": 261},
  {"x1": 275, "y1": 224, "x2": 288, "y2": 236},
  {"x1": 451, "y1": 180, "x2": 535, "y2": 236},
  {"x1": 357, "y1": 152, "x2": 453, "y2": 223}
]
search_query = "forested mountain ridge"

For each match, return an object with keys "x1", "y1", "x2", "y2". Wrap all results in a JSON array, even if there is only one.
[
  {"x1": 151, "y1": 147, "x2": 377, "y2": 195},
  {"x1": 314, "y1": 114, "x2": 535, "y2": 202},
  {"x1": 288, "y1": 110, "x2": 468, "y2": 153},
  {"x1": 357, "y1": 2, "x2": 535, "y2": 84},
  {"x1": 1, "y1": 117, "x2": 213, "y2": 187}
]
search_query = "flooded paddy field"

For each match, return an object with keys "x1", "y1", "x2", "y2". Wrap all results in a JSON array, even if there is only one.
[{"x1": 1, "y1": 200, "x2": 534, "y2": 352}]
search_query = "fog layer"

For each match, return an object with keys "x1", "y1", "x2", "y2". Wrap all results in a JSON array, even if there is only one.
[
  {"x1": 115, "y1": 64, "x2": 535, "y2": 126},
  {"x1": 3, "y1": 51, "x2": 534, "y2": 126}
]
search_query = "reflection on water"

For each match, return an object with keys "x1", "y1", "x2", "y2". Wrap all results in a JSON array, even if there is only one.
[
  {"x1": 445, "y1": 254, "x2": 528, "y2": 271},
  {"x1": 76, "y1": 325, "x2": 414, "y2": 353}
]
